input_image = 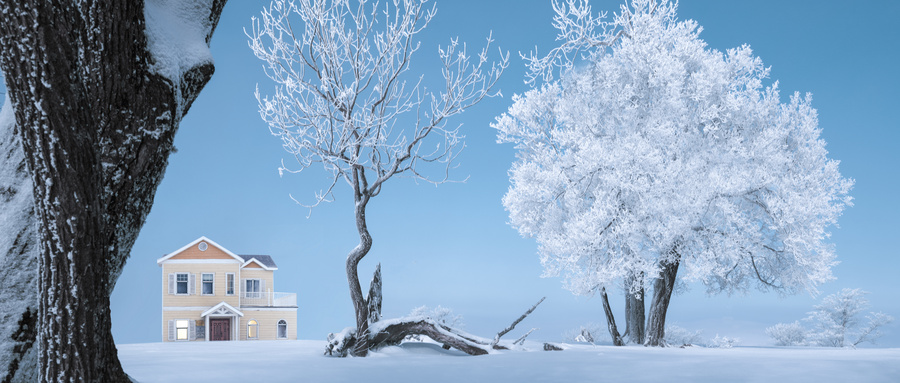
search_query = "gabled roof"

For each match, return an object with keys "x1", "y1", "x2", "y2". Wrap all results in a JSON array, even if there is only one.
[
  {"x1": 201, "y1": 301, "x2": 244, "y2": 317},
  {"x1": 156, "y1": 236, "x2": 244, "y2": 264},
  {"x1": 240, "y1": 255, "x2": 278, "y2": 271}
]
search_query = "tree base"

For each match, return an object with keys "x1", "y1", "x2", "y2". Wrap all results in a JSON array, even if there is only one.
[{"x1": 326, "y1": 317, "x2": 515, "y2": 357}]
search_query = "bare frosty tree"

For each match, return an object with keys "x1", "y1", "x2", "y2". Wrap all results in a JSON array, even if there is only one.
[
  {"x1": 767, "y1": 289, "x2": 894, "y2": 348},
  {"x1": 248, "y1": 0, "x2": 507, "y2": 356},
  {"x1": 496, "y1": 0, "x2": 853, "y2": 346},
  {"x1": 0, "y1": 1, "x2": 226, "y2": 381},
  {"x1": 805, "y1": 288, "x2": 894, "y2": 348}
]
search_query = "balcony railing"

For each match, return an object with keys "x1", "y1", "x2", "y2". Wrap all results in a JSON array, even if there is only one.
[{"x1": 239, "y1": 291, "x2": 297, "y2": 307}]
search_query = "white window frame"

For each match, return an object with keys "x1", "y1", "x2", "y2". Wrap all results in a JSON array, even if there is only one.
[
  {"x1": 175, "y1": 319, "x2": 192, "y2": 341},
  {"x1": 277, "y1": 319, "x2": 288, "y2": 340},
  {"x1": 247, "y1": 319, "x2": 259, "y2": 340},
  {"x1": 225, "y1": 273, "x2": 235, "y2": 296},
  {"x1": 201, "y1": 273, "x2": 215, "y2": 296},
  {"x1": 175, "y1": 273, "x2": 189, "y2": 295},
  {"x1": 244, "y1": 279, "x2": 261, "y2": 299}
]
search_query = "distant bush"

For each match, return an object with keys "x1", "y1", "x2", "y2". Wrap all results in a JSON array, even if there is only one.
[
  {"x1": 664, "y1": 325, "x2": 703, "y2": 346},
  {"x1": 766, "y1": 321, "x2": 807, "y2": 346},
  {"x1": 707, "y1": 335, "x2": 740, "y2": 348}
]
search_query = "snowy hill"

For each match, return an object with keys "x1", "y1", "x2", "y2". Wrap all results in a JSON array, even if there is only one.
[{"x1": 118, "y1": 340, "x2": 900, "y2": 382}]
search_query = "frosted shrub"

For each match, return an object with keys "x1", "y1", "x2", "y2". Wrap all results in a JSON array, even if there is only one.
[
  {"x1": 707, "y1": 335, "x2": 739, "y2": 348},
  {"x1": 765, "y1": 321, "x2": 807, "y2": 346},
  {"x1": 664, "y1": 325, "x2": 703, "y2": 346}
]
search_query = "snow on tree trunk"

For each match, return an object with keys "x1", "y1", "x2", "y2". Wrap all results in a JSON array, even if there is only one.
[
  {"x1": 370, "y1": 319, "x2": 491, "y2": 356},
  {"x1": 0, "y1": 1, "x2": 226, "y2": 381},
  {"x1": 0, "y1": 98, "x2": 39, "y2": 383},
  {"x1": 624, "y1": 273, "x2": 645, "y2": 344},
  {"x1": 366, "y1": 263, "x2": 383, "y2": 326},
  {"x1": 646, "y1": 259, "x2": 680, "y2": 347},
  {"x1": 599, "y1": 288, "x2": 624, "y2": 346}
]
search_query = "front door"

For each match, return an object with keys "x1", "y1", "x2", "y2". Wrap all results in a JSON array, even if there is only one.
[{"x1": 210, "y1": 318, "x2": 231, "y2": 341}]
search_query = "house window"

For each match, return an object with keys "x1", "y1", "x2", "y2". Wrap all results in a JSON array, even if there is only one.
[
  {"x1": 245, "y1": 279, "x2": 261, "y2": 299},
  {"x1": 176, "y1": 273, "x2": 189, "y2": 295},
  {"x1": 175, "y1": 319, "x2": 190, "y2": 341},
  {"x1": 202, "y1": 273, "x2": 214, "y2": 295},
  {"x1": 247, "y1": 319, "x2": 258, "y2": 339},
  {"x1": 225, "y1": 273, "x2": 235, "y2": 296},
  {"x1": 277, "y1": 320, "x2": 287, "y2": 339}
]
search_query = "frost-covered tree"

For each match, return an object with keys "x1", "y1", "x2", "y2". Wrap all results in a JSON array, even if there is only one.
[
  {"x1": 495, "y1": 0, "x2": 853, "y2": 346},
  {"x1": 805, "y1": 288, "x2": 894, "y2": 347},
  {"x1": 0, "y1": 1, "x2": 226, "y2": 381},
  {"x1": 248, "y1": 0, "x2": 506, "y2": 356}
]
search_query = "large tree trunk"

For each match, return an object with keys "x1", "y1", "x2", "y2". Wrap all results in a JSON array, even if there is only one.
[
  {"x1": 0, "y1": 100, "x2": 39, "y2": 383},
  {"x1": 599, "y1": 287, "x2": 625, "y2": 346},
  {"x1": 0, "y1": 1, "x2": 226, "y2": 381},
  {"x1": 645, "y1": 257, "x2": 680, "y2": 347},
  {"x1": 624, "y1": 272, "x2": 645, "y2": 344}
]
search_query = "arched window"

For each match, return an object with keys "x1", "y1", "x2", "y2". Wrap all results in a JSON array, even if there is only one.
[
  {"x1": 277, "y1": 319, "x2": 288, "y2": 339},
  {"x1": 247, "y1": 319, "x2": 258, "y2": 339}
]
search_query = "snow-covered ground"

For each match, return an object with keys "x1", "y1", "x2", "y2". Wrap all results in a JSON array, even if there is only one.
[{"x1": 118, "y1": 340, "x2": 900, "y2": 382}]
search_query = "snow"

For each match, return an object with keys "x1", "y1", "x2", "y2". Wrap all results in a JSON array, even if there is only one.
[
  {"x1": 118, "y1": 340, "x2": 900, "y2": 382},
  {"x1": 143, "y1": 0, "x2": 214, "y2": 83},
  {"x1": 0, "y1": 92, "x2": 40, "y2": 381}
]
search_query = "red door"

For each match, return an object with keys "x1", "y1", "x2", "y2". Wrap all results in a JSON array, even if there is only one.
[{"x1": 210, "y1": 318, "x2": 230, "y2": 341}]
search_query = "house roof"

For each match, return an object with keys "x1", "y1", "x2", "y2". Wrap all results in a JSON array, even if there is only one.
[
  {"x1": 240, "y1": 254, "x2": 278, "y2": 271},
  {"x1": 201, "y1": 301, "x2": 244, "y2": 318},
  {"x1": 157, "y1": 236, "x2": 281, "y2": 271},
  {"x1": 156, "y1": 236, "x2": 245, "y2": 265}
]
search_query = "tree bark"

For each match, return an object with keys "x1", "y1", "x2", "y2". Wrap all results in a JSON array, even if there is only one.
[
  {"x1": 370, "y1": 319, "x2": 490, "y2": 356},
  {"x1": 347, "y1": 191, "x2": 373, "y2": 356},
  {"x1": 366, "y1": 263, "x2": 383, "y2": 325},
  {"x1": 599, "y1": 287, "x2": 625, "y2": 346},
  {"x1": 0, "y1": 1, "x2": 226, "y2": 381},
  {"x1": 493, "y1": 296, "x2": 545, "y2": 346},
  {"x1": 624, "y1": 272, "x2": 645, "y2": 344},
  {"x1": 645, "y1": 257, "x2": 680, "y2": 347}
]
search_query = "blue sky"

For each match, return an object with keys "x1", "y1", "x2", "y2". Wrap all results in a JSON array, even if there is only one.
[{"x1": 106, "y1": 0, "x2": 900, "y2": 346}]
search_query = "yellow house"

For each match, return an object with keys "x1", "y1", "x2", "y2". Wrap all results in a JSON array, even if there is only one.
[{"x1": 157, "y1": 236, "x2": 298, "y2": 342}]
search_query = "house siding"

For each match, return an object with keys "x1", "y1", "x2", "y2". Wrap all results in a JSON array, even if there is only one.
[
  {"x1": 162, "y1": 310, "x2": 204, "y2": 341},
  {"x1": 161, "y1": 263, "x2": 242, "y2": 308},
  {"x1": 239, "y1": 268, "x2": 274, "y2": 294},
  {"x1": 239, "y1": 308, "x2": 298, "y2": 340}
]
